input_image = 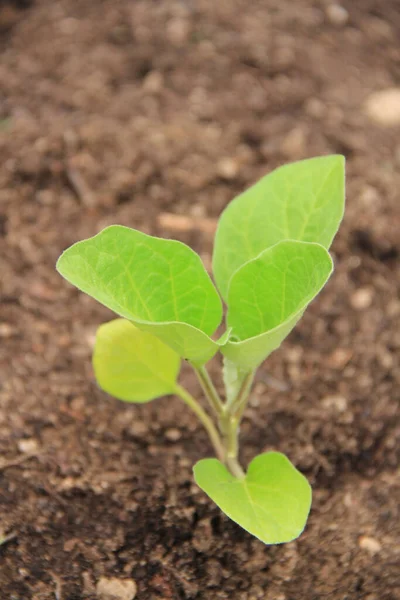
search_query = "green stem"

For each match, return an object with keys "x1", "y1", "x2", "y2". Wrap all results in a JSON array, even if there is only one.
[
  {"x1": 219, "y1": 412, "x2": 245, "y2": 478},
  {"x1": 175, "y1": 384, "x2": 225, "y2": 463},
  {"x1": 193, "y1": 365, "x2": 224, "y2": 417},
  {"x1": 226, "y1": 455, "x2": 245, "y2": 478},
  {"x1": 229, "y1": 371, "x2": 254, "y2": 421},
  {"x1": 219, "y1": 368, "x2": 255, "y2": 478}
]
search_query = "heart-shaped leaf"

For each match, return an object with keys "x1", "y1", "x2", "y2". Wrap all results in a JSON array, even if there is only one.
[
  {"x1": 222, "y1": 240, "x2": 333, "y2": 370},
  {"x1": 56, "y1": 225, "x2": 223, "y2": 365},
  {"x1": 93, "y1": 319, "x2": 180, "y2": 402},
  {"x1": 213, "y1": 155, "x2": 345, "y2": 300},
  {"x1": 194, "y1": 452, "x2": 312, "y2": 544}
]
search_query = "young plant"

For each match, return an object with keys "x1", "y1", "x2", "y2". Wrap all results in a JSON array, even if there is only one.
[{"x1": 57, "y1": 155, "x2": 345, "y2": 545}]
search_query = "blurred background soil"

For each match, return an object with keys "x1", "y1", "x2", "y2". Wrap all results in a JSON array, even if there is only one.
[{"x1": 0, "y1": 0, "x2": 399, "y2": 598}]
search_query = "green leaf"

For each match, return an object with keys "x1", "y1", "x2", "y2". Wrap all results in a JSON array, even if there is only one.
[
  {"x1": 56, "y1": 225, "x2": 223, "y2": 365},
  {"x1": 222, "y1": 240, "x2": 333, "y2": 370},
  {"x1": 213, "y1": 155, "x2": 345, "y2": 300},
  {"x1": 194, "y1": 452, "x2": 312, "y2": 545},
  {"x1": 222, "y1": 315, "x2": 304, "y2": 371},
  {"x1": 93, "y1": 319, "x2": 180, "y2": 402},
  {"x1": 134, "y1": 321, "x2": 222, "y2": 366}
]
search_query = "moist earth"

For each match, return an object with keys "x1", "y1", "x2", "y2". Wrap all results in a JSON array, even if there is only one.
[{"x1": 0, "y1": 1, "x2": 399, "y2": 598}]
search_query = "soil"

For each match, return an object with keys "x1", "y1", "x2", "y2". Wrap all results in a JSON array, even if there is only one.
[{"x1": 0, "y1": 0, "x2": 399, "y2": 598}]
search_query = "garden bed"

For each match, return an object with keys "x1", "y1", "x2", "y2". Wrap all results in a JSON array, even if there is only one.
[{"x1": 0, "y1": 1, "x2": 399, "y2": 598}]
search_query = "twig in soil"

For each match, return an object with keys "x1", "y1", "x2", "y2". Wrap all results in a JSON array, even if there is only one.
[
  {"x1": 0, "y1": 531, "x2": 18, "y2": 548},
  {"x1": 66, "y1": 166, "x2": 95, "y2": 208},
  {"x1": 0, "y1": 451, "x2": 42, "y2": 472},
  {"x1": 51, "y1": 572, "x2": 63, "y2": 600}
]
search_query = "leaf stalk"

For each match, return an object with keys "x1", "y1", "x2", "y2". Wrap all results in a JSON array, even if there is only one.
[
  {"x1": 193, "y1": 365, "x2": 224, "y2": 417},
  {"x1": 175, "y1": 384, "x2": 225, "y2": 463},
  {"x1": 190, "y1": 363, "x2": 254, "y2": 479}
]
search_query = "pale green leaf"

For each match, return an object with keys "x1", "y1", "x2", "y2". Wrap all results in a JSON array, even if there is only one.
[
  {"x1": 136, "y1": 321, "x2": 222, "y2": 366},
  {"x1": 93, "y1": 319, "x2": 180, "y2": 402},
  {"x1": 222, "y1": 241, "x2": 333, "y2": 370},
  {"x1": 194, "y1": 452, "x2": 312, "y2": 544},
  {"x1": 213, "y1": 155, "x2": 345, "y2": 299},
  {"x1": 56, "y1": 225, "x2": 223, "y2": 365},
  {"x1": 221, "y1": 314, "x2": 304, "y2": 371}
]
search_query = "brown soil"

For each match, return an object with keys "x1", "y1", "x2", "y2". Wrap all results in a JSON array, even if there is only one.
[{"x1": 1, "y1": 1, "x2": 399, "y2": 598}]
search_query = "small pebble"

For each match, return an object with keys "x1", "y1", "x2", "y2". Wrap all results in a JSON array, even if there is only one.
[
  {"x1": 321, "y1": 394, "x2": 348, "y2": 412},
  {"x1": 85, "y1": 326, "x2": 97, "y2": 348},
  {"x1": 217, "y1": 157, "x2": 239, "y2": 180},
  {"x1": 365, "y1": 88, "x2": 400, "y2": 126},
  {"x1": 96, "y1": 577, "x2": 137, "y2": 600},
  {"x1": 359, "y1": 185, "x2": 379, "y2": 207},
  {"x1": 166, "y1": 18, "x2": 191, "y2": 46},
  {"x1": 63, "y1": 538, "x2": 79, "y2": 552},
  {"x1": 17, "y1": 439, "x2": 39, "y2": 454},
  {"x1": 164, "y1": 427, "x2": 181, "y2": 442},
  {"x1": 280, "y1": 127, "x2": 306, "y2": 158},
  {"x1": 350, "y1": 287, "x2": 374, "y2": 310},
  {"x1": 343, "y1": 492, "x2": 354, "y2": 508},
  {"x1": 327, "y1": 348, "x2": 353, "y2": 369},
  {"x1": 30, "y1": 281, "x2": 57, "y2": 301},
  {"x1": 378, "y1": 351, "x2": 393, "y2": 370},
  {"x1": 358, "y1": 536, "x2": 382, "y2": 555},
  {"x1": 326, "y1": 4, "x2": 349, "y2": 26},
  {"x1": 0, "y1": 323, "x2": 17, "y2": 338},
  {"x1": 128, "y1": 421, "x2": 148, "y2": 437},
  {"x1": 304, "y1": 97, "x2": 326, "y2": 119},
  {"x1": 142, "y1": 71, "x2": 164, "y2": 94}
]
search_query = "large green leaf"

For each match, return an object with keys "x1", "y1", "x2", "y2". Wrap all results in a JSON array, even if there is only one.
[
  {"x1": 213, "y1": 155, "x2": 345, "y2": 300},
  {"x1": 93, "y1": 319, "x2": 180, "y2": 402},
  {"x1": 56, "y1": 225, "x2": 223, "y2": 365},
  {"x1": 194, "y1": 452, "x2": 312, "y2": 544},
  {"x1": 222, "y1": 240, "x2": 333, "y2": 370}
]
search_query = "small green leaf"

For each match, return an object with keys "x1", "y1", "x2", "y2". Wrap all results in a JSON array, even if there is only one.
[
  {"x1": 222, "y1": 240, "x2": 333, "y2": 370},
  {"x1": 193, "y1": 452, "x2": 312, "y2": 545},
  {"x1": 93, "y1": 319, "x2": 180, "y2": 402},
  {"x1": 213, "y1": 155, "x2": 345, "y2": 300},
  {"x1": 56, "y1": 225, "x2": 223, "y2": 365}
]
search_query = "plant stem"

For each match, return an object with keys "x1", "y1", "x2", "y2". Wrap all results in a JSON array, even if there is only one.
[
  {"x1": 229, "y1": 371, "x2": 254, "y2": 421},
  {"x1": 175, "y1": 384, "x2": 225, "y2": 463},
  {"x1": 219, "y1": 368, "x2": 255, "y2": 478},
  {"x1": 226, "y1": 455, "x2": 245, "y2": 478},
  {"x1": 219, "y1": 412, "x2": 245, "y2": 478},
  {"x1": 193, "y1": 365, "x2": 224, "y2": 417},
  {"x1": 181, "y1": 365, "x2": 253, "y2": 479}
]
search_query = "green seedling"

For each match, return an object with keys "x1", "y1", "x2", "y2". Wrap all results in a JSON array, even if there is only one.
[{"x1": 57, "y1": 155, "x2": 345, "y2": 544}]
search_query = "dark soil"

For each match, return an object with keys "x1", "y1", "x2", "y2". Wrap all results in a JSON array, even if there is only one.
[{"x1": 1, "y1": 0, "x2": 399, "y2": 598}]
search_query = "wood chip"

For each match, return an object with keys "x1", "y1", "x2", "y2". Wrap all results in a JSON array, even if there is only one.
[
  {"x1": 66, "y1": 166, "x2": 96, "y2": 207},
  {"x1": 158, "y1": 212, "x2": 217, "y2": 235},
  {"x1": 96, "y1": 577, "x2": 137, "y2": 600}
]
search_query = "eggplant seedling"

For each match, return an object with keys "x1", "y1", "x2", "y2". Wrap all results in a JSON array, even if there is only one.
[{"x1": 57, "y1": 155, "x2": 345, "y2": 544}]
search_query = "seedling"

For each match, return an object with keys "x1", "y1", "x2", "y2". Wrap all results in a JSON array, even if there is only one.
[{"x1": 57, "y1": 155, "x2": 345, "y2": 544}]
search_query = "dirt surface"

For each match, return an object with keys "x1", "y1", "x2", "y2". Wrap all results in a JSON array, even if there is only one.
[{"x1": 1, "y1": 0, "x2": 400, "y2": 598}]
